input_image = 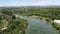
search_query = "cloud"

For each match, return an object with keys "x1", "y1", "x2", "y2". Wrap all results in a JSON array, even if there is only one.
[{"x1": 0, "y1": 0, "x2": 60, "y2": 6}]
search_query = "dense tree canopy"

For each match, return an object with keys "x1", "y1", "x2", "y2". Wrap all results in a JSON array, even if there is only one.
[{"x1": 0, "y1": 7, "x2": 60, "y2": 34}]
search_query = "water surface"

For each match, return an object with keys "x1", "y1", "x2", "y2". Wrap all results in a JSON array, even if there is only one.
[
  {"x1": 25, "y1": 18, "x2": 59, "y2": 34},
  {"x1": 15, "y1": 15, "x2": 59, "y2": 34}
]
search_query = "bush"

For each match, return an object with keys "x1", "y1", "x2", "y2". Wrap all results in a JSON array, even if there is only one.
[{"x1": 46, "y1": 18, "x2": 50, "y2": 22}]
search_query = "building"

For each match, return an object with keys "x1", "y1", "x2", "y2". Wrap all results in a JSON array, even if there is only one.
[{"x1": 54, "y1": 20, "x2": 60, "y2": 24}]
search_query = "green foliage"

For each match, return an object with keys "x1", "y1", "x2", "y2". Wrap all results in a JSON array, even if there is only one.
[
  {"x1": 0, "y1": 8, "x2": 28, "y2": 34},
  {"x1": 0, "y1": 7, "x2": 60, "y2": 20},
  {"x1": 46, "y1": 18, "x2": 51, "y2": 22},
  {"x1": 0, "y1": 18, "x2": 28, "y2": 34},
  {"x1": 12, "y1": 15, "x2": 16, "y2": 19},
  {"x1": 0, "y1": 7, "x2": 60, "y2": 34}
]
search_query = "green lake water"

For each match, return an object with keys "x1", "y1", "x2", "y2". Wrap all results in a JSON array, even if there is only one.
[
  {"x1": 25, "y1": 18, "x2": 59, "y2": 34},
  {"x1": 15, "y1": 15, "x2": 59, "y2": 34}
]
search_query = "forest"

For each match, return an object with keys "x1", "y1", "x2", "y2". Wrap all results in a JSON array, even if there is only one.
[{"x1": 0, "y1": 7, "x2": 60, "y2": 34}]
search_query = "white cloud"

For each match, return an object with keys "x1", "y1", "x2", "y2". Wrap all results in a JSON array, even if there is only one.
[{"x1": 0, "y1": 0, "x2": 60, "y2": 6}]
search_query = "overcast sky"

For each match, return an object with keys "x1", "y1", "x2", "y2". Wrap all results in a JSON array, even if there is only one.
[{"x1": 0, "y1": 0, "x2": 60, "y2": 6}]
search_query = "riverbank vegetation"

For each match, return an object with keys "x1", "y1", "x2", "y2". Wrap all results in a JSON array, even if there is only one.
[{"x1": 0, "y1": 7, "x2": 60, "y2": 33}]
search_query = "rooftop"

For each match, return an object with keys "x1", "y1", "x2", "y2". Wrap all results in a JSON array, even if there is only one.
[{"x1": 54, "y1": 20, "x2": 60, "y2": 24}]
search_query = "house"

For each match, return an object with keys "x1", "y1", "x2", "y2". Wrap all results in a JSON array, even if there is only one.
[
  {"x1": 1, "y1": 27, "x2": 7, "y2": 31},
  {"x1": 54, "y1": 20, "x2": 60, "y2": 24}
]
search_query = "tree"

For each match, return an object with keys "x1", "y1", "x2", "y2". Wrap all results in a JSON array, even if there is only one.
[{"x1": 12, "y1": 15, "x2": 16, "y2": 19}]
